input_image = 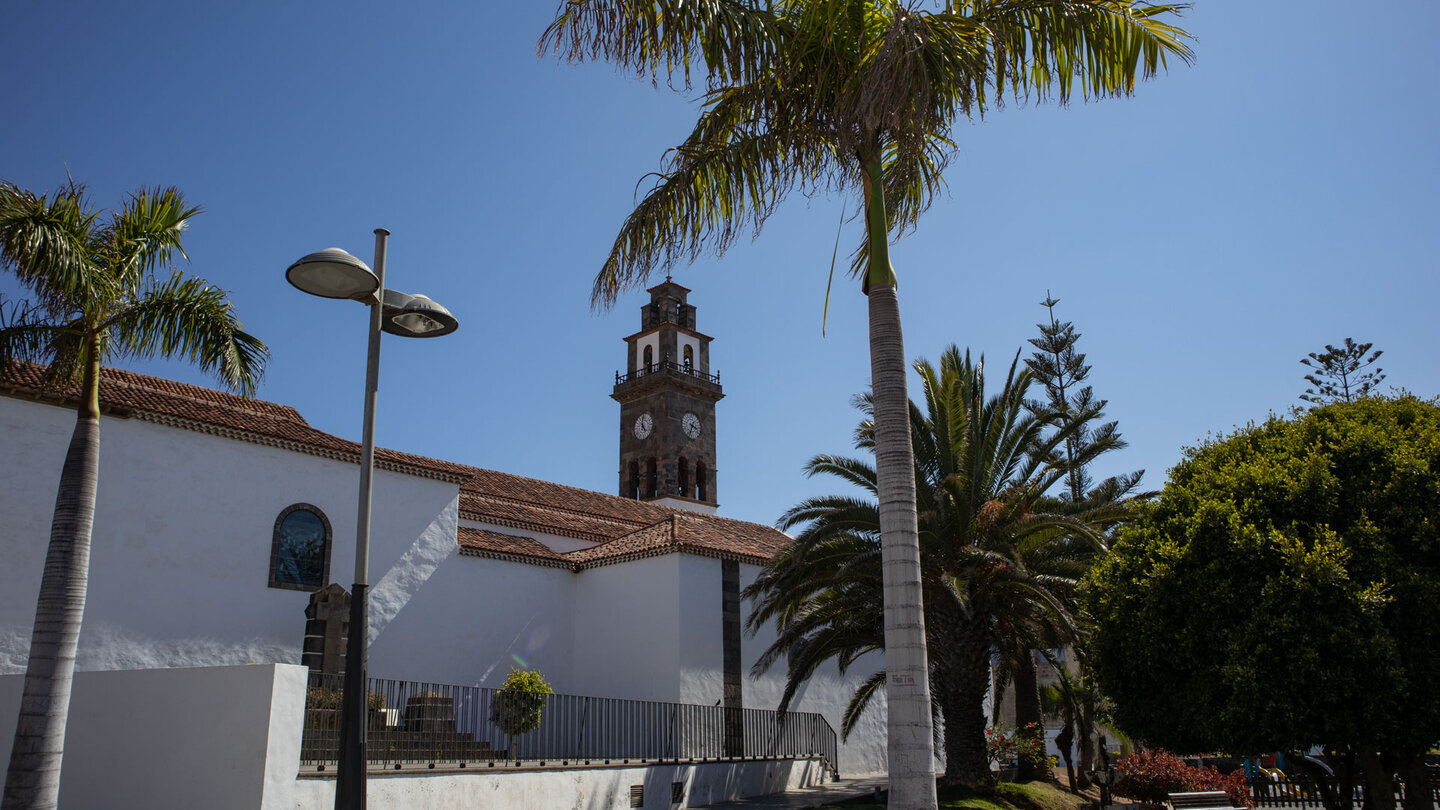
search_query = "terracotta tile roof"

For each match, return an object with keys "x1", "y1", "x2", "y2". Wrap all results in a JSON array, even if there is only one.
[
  {"x1": 2, "y1": 361, "x2": 794, "y2": 565},
  {"x1": 459, "y1": 510, "x2": 790, "y2": 570},
  {"x1": 0, "y1": 361, "x2": 474, "y2": 484},
  {"x1": 456, "y1": 527, "x2": 570, "y2": 568}
]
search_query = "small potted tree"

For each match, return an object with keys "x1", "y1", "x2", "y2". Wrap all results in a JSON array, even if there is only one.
[{"x1": 489, "y1": 668, "x2": 552, "y2": 760}]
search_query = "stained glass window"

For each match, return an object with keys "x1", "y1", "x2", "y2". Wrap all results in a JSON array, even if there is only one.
[{"x1": 269, "y1": 504, "x2": 331, "y2": 590}]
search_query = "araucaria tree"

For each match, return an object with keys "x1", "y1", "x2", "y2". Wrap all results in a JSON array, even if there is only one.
[
  {"x1": 0, "y1": 181, "x2": 267, "y2": 810},
  {"x1": 747, "y1": 347, "x2": 1129, "y2": 790},
  {"x1": 1299, "y1": 338, "x2": 1384, "y2": 404},
  {"x1": 1021, "y1": 292, "x2": 1143, "y2": 784},
  {"x1": 539, "y1": 4, "x2": 1190, "y2": 804},
  {"x1": 1085, "y1": 396, "x2": 1440, "y2": 810}
]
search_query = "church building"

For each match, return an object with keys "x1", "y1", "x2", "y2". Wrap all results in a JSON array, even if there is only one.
[{"x1": 0, "y1": 281, "x2": 887, "y2": 775}]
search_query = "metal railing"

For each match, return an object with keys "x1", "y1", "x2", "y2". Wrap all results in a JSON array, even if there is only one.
[
  {"x1": 301, "y1": 674, "x2": 839, "y2": 777},
  {"x1": 1247, "y1": 774, "x2": 1440, "y2": 809},
  {"x1": 615, "y1": 361, "x2": 720, "y2": 386}
]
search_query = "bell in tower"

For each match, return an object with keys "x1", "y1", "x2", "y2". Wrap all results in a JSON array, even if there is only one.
[{"x1": 612, "y1": 278, "x2": 724, "y2": 514}]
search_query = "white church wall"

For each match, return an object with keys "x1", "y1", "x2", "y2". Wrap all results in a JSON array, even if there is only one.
[
  {"x1": 571, "y1": 555, "x2": 681, "y2": 702},
  {"x1": 0, "y1": 663, "x2": 306, "y2": 810},
  {"x1": 366, "y1": 553, "x2": 577, "y2": 691},
  {"x1": 737, "y1": 563, "x2": 890, "y2": 777},
  {"x1": 0, "y1": 394, "x2": 460, "y2": 676},
  {"x1": 676, "y1": 554, "x2": 724, "y2": 706}
]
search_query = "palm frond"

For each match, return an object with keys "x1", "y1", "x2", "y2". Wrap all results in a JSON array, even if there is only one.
[
  {"x1": 538, "y1": 0, "x2": 783, "y2": 89},
  {"x1": 0, "y1": 181, "x2": 101, "y2": 316},
  {"x1": 105, "y1": 273, "x2": 268, "y2": 395}
]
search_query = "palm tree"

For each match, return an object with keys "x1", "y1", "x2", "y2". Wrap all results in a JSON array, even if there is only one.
[
  {"x1": 747, "y1": 347, "x2": 1124, "y2": 789},
  {"x1": 539, "y1": 4, "x2": 1190, "y2": 804},
  {"x1": 0, "y1": 180, "x2": 267, "y2": 810}
]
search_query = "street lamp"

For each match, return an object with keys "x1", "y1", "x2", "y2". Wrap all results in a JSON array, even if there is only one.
[{"x1": 286, "y1": 230, "x2": 458, "y2": 810}]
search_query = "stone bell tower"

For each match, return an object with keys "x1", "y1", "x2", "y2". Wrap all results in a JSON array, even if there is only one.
[{"x1": 612, "y1": 278, "x2": 723, "y2": 513}]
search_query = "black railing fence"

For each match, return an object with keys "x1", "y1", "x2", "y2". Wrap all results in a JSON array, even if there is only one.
[
  {"x1": 1247, "y1": 774, "x2": 1440, "y2": 809},
  {"x1": 615, "y1": 360, "x2": 721, "y2": 386},
  {"x1": 301, "y1": 674, "x2": 839, "y2": 777}
]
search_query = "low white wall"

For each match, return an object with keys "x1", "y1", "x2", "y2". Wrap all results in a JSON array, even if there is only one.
[
  {"x1": 0, "y1": 663, "x2": 308, "y2": 810},
  {"x1": 288, "y1": 757, "x2": 827, "y2": 809},
  {"x1": 1, "y1": 663, "x2": 832, "y2": 810}
]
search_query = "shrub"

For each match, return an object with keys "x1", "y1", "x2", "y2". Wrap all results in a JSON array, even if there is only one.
[
  {"x1": 1195, "y1": 765, "x2": 1255, "y2": 810},
  {"x1": 306, "y1": 687, "x2": 384, "y2": 712},
  {"x1": 490, "y1": 667, "x2": 553, "y2": 738},
  {"x1": 1114, "y1": 750, "x2": 1198, "y2": 804}
]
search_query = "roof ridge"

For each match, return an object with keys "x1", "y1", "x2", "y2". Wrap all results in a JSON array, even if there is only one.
[
  {"x1": 101, "y1": 368, "x2": 306, "y2": 423},
  {"x1": 463, "y1": 488, "x2": 655, "y2": 528}
]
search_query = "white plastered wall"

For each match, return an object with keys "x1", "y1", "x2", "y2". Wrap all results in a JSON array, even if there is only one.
[
  {"x1": 738, "y1": 562, "x2": 889, "y2": 777},
  {"x1": 570, "y1": 554, "x2": 681, "y2": 701},
  {"x1": 368, "y1": 553, "x2": 577, "y2": 690},
  {"x1": 0, "y1": 395, "x2": 460, "y2": 676}
]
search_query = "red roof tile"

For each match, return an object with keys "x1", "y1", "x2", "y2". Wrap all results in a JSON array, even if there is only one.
[{"x1": 2, "y1": 361, "x2": 794, "y2": 565}]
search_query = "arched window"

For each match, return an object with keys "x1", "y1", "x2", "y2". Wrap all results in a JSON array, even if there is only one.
[
  {"x1": 678, "y1": 457, "x2": 690, "y2": 498},
  {"x1": 627, "y1": 461, "x2": 641, "y2": 500},
  {"x1": 643, "y1": 345, "x2": 653, "y2": 373},
  {"x1": 696, "y1": 461, "x2": 708, "y2": 502},
  {"x1": 646, "y1": 457, "x2": 659, "y2": 498},
  {"x1": 270, "y1": 504, "x2": 332, "y2": 590},
  {"x1": 683, "y1": 345, "x2": 694, "y2": 372}
]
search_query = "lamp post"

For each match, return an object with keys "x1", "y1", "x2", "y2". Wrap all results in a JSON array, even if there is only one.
[{"x1": 286, "y1": 230, "x2": 458, "y2": 810}]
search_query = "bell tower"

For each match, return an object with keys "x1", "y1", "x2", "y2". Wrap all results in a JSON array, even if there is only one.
[{"x1": 612, "y1": 278, "x2": 723, "y2": 513}]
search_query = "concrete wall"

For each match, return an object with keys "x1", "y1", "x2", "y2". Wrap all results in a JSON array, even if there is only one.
[
  {"x1": 0, "y1": 395, "x2": 459, "y2": 676},
  {"x1": 290, "y1": 759, "x2": 828, "y2": 810},
  {"x1": 0, "y1": 664, "x2": 307, "y2": 810}
]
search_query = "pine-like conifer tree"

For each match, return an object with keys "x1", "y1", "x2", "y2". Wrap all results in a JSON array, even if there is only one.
[{"x1": 1299, "y1": 338, "x2": 1384, "y2": 404}]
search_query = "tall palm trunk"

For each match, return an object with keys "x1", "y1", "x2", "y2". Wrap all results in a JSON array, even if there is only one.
[
  {"x1": 931, "y1": 607, "x2": 995, "y2": 791},
  {"x1": 3, "y1": 359, "x2": 101, "y2": 810},
  {"x1": 864, "y1": 156, "x2": 938, "y2": 810}
]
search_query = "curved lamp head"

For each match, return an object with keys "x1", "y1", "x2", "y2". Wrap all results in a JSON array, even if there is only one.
[
  {"x1": 382, "y1": 290, "x2": 459, "y2": 338},
  {"x1": 286, "y1": 248, "x2": 379, "y2": 300}
]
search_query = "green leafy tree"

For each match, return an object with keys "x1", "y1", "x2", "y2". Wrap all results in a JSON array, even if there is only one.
[
  {"x1": 490, "y1": 668, "x2": 554, "y2": 757},
  {"x1": 1084, "y1": 396, "x2": 1440, "y2": 810},
  {"x1": 1299, "y1": 338, "x2": 1384, "y2": 404},
  {"x1": 539, "y1": 5, "x2": 1191, "y2": 804},
  {"x1": 747, "y1": 347, "x2": 1127, "y2": 790},
  {"x1": 0, "y1": 181, "x2": 267, "y2": 810}
]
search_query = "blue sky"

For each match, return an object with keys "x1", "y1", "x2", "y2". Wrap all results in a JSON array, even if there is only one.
[{"x1": 3, "y1": 1, "x2": 1436, "y2": 529}]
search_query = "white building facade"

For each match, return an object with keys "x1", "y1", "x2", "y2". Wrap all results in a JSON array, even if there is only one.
[{"x1": 0, "y1": 282, "x2": 887, "y2": 778}]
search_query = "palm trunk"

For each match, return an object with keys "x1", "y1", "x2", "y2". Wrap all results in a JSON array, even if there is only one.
[
  {"x1": 3, "y1": 359, "x2": 102, "y2": 810},
  {"x1": 928, "y1": 600, "x2": 994, "y2": 792},
  {"x1": 864, "y1": 156, "x2": 937, "y2": 810},
  {"x1": 1013, "y1": 653, "x2": 1047, "y2": 781},
  {"x1": 1360, "y1": 750, "x2": 1395, "y2": 810}
]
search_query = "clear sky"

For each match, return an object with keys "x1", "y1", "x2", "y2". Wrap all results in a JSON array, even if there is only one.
[{"x1": 3, "y1": 1, "x2": 1436, "y2": 529}]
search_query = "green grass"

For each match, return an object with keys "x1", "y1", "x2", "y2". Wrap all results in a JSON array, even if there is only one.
[{"x1": 818, "y1": 779, "x2": 1086, "y2": 810}]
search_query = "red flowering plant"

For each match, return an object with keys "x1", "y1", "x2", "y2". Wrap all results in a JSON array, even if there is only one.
[
  {"x1": 1112, "y1": 750, "x2": 1257, "y2": 809},
  {"x1": 1113, "y1": 750, "x2": 1198, "y2": 804},
  {"x1": 1195, "y1": 765, "x2": 1256, "y2": 810},
  {"x1": 985, "y1": 723, "x2": 1048, "y2": 771}
]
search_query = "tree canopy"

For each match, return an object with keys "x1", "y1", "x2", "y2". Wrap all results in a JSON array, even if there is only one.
[{"x1": 1084, "y1": 396, "x2": 1440, "y2": 762}]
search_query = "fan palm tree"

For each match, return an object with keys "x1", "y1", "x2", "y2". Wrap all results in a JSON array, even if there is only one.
[
  {"x1": 747, "y1": 347, "x2": 1125, "y2": 789},
  {"x1": 540, "y1": 4, "x2": 1190, "y2": 804},
  {"x1": 0, "y1": 180, "x2": 267, "y2": 810}
]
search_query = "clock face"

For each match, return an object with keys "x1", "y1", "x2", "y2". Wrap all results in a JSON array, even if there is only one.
[
  {"x1": 682, "y1": 412, "x2": 701, "y2": 439},
  {"x1": 633, "y1": 413, "x2": 653, "y2": 440}
]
